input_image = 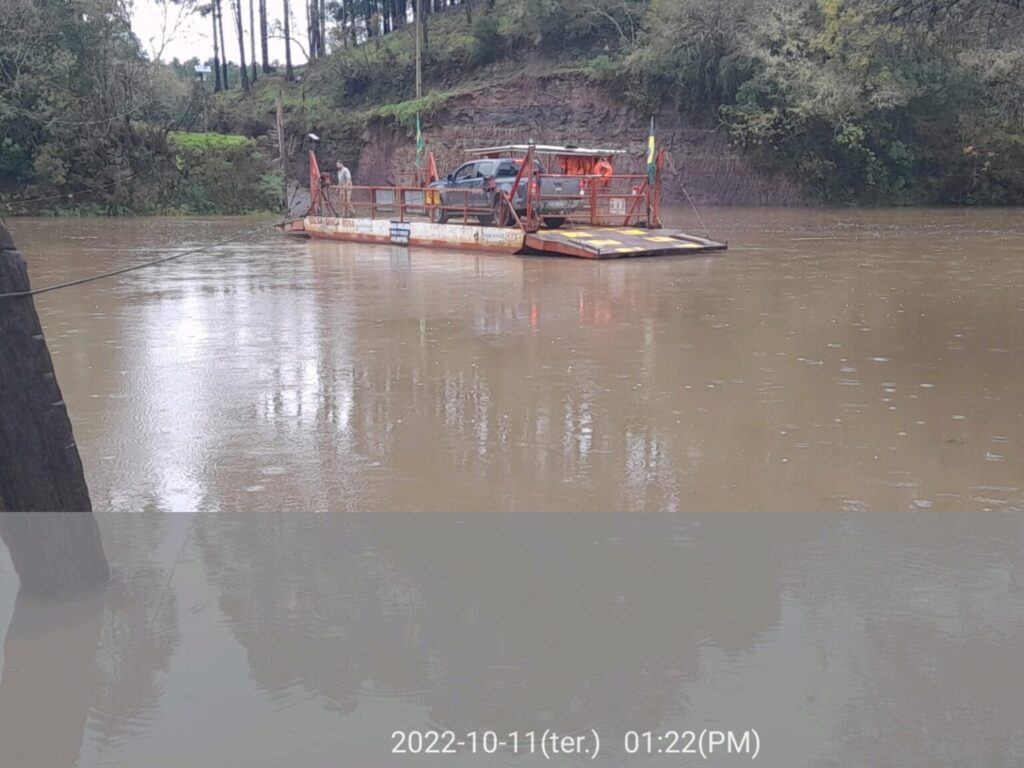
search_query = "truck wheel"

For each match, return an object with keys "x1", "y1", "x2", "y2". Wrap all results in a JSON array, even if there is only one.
[
  {"x1": 543, "y1": 217, "x2": 566, "y2": 229},
  {"x1": 493, "y1": 196, "x2": 512, "y2": 227},
  {"x1": 431, "y1": 203, "x2": 448, "y2": 224},
  {"x1": 477, "y1": 213, "x2": 495, "y2": 225}
]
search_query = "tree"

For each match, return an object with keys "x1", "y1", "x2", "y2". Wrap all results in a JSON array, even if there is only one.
[
  {"x1": 321, "y1": 0, "x2": 328, "y2": 53},
  {"x1": 365, "y1": 1, "x2": 375, "y2": 41},
  {"x1": 0, "y1": 0, "x2": 165, "y2": 189},
  {"x1": 148, "y1": 0, "x2": 201, "y2": 61},
  {"x1": 204, "y1": 3, "x2": 224, "y2": 90},
  {"x1": 260, "y1": 0, "x2": 271, "y2": 71},
  {"x1": 216, "y1": 0, "x2": 230, "y2": 87},
  {"x1": 250, "y1": 0, "x2": 258, "y2": 81},
  {"x1": 309, "y1": 0, "x2": 323, "y2": 58},
  {"x1": 417, "y1": 0, "x2": 428, "y2": 52},
  {"x1": 884, "y1": 0, "x2": 1022, "y2": 21},
  {"x1": 283, "y1": 0, "x2": 295, "y2": 79},
  {"x1": 232, "y1": 0, "x2": 251, "y2": 91}
]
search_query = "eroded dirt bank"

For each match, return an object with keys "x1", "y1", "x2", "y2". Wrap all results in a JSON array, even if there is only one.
[{"x1": 355, "y1": 74, "x2": 802, "y2": 206}]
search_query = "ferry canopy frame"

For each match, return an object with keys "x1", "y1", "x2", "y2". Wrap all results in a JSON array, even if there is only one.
[{"x1": 466, "y1": 144, "x2": 630, "y2": 158}]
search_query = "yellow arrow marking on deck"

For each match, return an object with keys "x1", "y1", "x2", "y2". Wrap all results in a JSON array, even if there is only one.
[
  {"x1": 557, "y1": 232, "x2": 595, "y2": 238},
  {"x1": 644, "y1": 236, "x2": 681, "y2": 243},
  {"x1": 617, "y1": 229, "x2": 648, "y2": 235},
  {"x1": 582, "y1": 239, "x2": 623, "y2": 247},
  {"x1": 615, "y1": 246, "x2": 646, "y2": 253}
]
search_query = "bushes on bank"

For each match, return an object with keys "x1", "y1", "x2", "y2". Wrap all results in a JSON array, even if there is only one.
[
  {"x1": 625, "y1": 0, "x2": 1024, "y2": 204},
  {"x1": 164, "y1": 132, "x2": 283, "y2": 215},
  {"x1": 1, "y1": 129, "x2": 283, "y2": 216}
]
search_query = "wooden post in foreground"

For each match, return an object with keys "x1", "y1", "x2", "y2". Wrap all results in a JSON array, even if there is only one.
[
  {"x1": 0, "y1": 221, "x2": 109, "y2": 597},
  {"x1": 0, "y1": 583, "x2": 105, "y2": 766}
]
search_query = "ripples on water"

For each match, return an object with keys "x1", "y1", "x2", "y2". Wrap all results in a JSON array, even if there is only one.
[
  {"x1": 8, "y1": 209, "x2": 1023, "y2": 511},
  {"x1": 1, "y1": 514, "x2": 1022, "y2": 766},
  {"x1": 3, "y1": 211, "x2": 1024, "y2": 763}
]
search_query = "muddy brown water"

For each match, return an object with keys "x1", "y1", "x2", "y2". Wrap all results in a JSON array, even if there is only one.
[
  {"x1": 1, "y1": 211, "x2": 1024, "y2": 765},
  {"x1": 1, "y1": 513, "x2": 1023, "y2": 767},
  {"x1": 4, "y1": 208, "x2": 1022, "y2": 511}
]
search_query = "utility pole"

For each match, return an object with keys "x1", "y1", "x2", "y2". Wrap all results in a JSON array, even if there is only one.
[{"x1": 415, "y1": 0, "x2": 422, "y2": 100}]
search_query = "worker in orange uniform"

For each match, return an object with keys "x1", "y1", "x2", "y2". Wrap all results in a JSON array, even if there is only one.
[{"x1": 592, "y1": 156, "x2": 614, "y2": 187}]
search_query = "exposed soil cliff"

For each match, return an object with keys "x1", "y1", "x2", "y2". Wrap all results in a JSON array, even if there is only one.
[{"x1": 355, "y1": 74, "x2": 803, "y2": 206}]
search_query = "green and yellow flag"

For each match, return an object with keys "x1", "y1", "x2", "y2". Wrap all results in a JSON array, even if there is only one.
[
  {"x1": 415, "y1": 114, "x2": 425, "y2": 167},
  {"x1": 646, "y1": 116, "x2": 656, "y2": 186}
]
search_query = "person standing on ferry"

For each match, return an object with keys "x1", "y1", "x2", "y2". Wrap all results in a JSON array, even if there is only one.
[{"x1": 336, "y1": 160, "x2": 353, "y2": 216}]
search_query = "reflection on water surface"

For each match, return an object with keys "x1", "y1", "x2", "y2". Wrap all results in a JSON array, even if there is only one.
[
  {"x1": 7, "y1": 208, "x2": 1024, "y2": 511},
  {"x1": 1, "y1": 514, "x2": 1023, "y2": 766}
]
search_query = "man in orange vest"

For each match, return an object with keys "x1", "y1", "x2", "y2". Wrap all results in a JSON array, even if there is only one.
[{"x1": 593, "y1": 156, "x2": 614, "y2": 186}]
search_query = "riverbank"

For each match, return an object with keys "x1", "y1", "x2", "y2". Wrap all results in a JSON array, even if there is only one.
[
  {"x1": 209, "y1": 1, "x2": 1024, "y2": 208},
  {"x1": 6, "y1": 2, "x2": 1024, "y2": 217},
  {"x1": 0, "y1": 131, "x2": 282, "y2": 217}
]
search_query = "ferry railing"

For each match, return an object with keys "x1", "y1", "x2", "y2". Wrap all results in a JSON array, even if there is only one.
[
  {"x1": 326, "y1": 185, "x2": 431, "y2": 220},
  {"x1": 532, "y1": 174, "x2": 653, "y2": 228},
  {"x1": 404, "y1": 174, "x2": 633, "y2": 231},
  {"x1": 427, "y1": 187, "x2": 513, "y2": 226},
  {"x1": 324, "y1": 185, "x2": 508, "y2": 227},
  {"x1": 319, "y1": 175, "x2": 651, "y2": 233}
]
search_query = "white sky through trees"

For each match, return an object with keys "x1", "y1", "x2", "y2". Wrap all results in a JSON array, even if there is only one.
[{"x1": 132, "y1": 0, "x2": 310, "y2": 65}]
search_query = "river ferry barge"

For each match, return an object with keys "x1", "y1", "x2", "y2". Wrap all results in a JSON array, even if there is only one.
[{"x1": 277, "y1": 143, "x2": 726, "y2": 260}]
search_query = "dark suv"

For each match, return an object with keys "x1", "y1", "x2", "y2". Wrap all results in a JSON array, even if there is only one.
[{"x1": 429, "y1": 158, "x2": 583, "y2": 228}]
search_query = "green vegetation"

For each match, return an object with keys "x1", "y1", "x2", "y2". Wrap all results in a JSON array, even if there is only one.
[
  {"x1": 2, "y1": 0, "x2": 1024, "y2": 211},
  {"x1": 368, "y1": 91, "x2": 460, "y2": 126},
  {"x1": 166, "y1": 132, "x2": 282, "y2": 214},
  {"x1": 618, "y1": 0, "x2": 1024, "y2": 203},
  {"x1": 305, "y1": 0, "x2": 1024, "y2": 204},
  {"x1": 167, "y1": 131, "x2": 252, "y2": 149},
  {"x1": 0, "y1": 0, "x2": 280, "y2": 215}
]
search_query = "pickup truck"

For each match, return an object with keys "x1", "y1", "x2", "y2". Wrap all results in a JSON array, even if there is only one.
[{"x1": 428, "y1": 157, "x2": 583, "y2": 228}]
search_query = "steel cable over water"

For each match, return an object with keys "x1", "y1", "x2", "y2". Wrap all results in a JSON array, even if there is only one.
[
  {"x1": 0, "y1": 226, "x2": 268, "y2": 300},
  {"x1": 663, "y1": 151, "x2": 712, "y2": 238}
]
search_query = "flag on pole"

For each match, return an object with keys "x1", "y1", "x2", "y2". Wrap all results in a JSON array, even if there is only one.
[
  {"x1": 646, "y1": 116, "x2": 656, "y2": 186},
  {"x1": 415, "y1": 114, "x2": 425, "y2": 168},
  {"x1": 426, "y1": 152, "x2": 439, "y2": 185}
]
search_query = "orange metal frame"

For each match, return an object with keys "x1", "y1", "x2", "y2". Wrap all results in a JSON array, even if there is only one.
[{"x1": 304, "y1": 144, "x2": 666, "y2": 232}]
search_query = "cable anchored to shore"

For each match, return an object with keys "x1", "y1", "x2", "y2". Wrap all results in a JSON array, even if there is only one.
[
  {"x1": 0, "y1": 227, "x2": 266, "y2": 300},
  {"x1": 662, "y1": 151, "x2": 712, "y2": 239}
]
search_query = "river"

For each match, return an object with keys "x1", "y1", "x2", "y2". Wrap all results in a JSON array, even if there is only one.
[
  {"x1": 1, "y1": 513, "x2": 1023, "y2": 766},
  {"x1": 5, "y1": 208, "x2": 1022, "y2": 511},
  {"x1": 1, "y1": 210, "x2": 1023, "y2": 765}
]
